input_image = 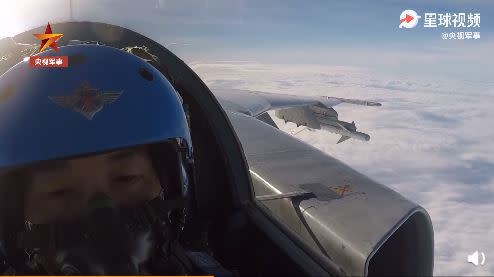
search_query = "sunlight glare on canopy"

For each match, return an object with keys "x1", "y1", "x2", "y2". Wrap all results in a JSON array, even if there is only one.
[
  {"x1": 0, "y1": 0, "x2": 70, "y2": 39},
  {"x1": 0, "y1": 1, "x2": 20, "y2": 39}
]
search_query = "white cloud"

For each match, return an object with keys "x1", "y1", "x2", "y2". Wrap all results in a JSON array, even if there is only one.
[{"x1": 191, "y1": 61, "x2": 494, "y2": 275}]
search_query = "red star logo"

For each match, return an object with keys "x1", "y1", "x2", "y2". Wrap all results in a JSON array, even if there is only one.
[{"x1": 33, "y1": 23, "x2": 63, "y2": 52}]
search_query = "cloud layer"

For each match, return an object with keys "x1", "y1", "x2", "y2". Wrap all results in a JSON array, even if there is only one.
[{"x1": 191, "y1": 61, "x2": 494, "y2": 276}]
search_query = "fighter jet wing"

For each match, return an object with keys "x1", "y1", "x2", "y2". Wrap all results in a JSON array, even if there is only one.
[
  {"x1": 213, "y1": 88, "x2": 381, "y2": 143},
  {"x1": 213, "y1": 88, "x2": 381, "y2": 117}
]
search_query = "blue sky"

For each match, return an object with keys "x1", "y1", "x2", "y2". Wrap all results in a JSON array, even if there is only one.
[
  {"x1": 2, "y1": 0, "x2": 492, "y2": 82},
  {"x1": 145, "y1": 0, "x2": 493, "y2": 46},
  {"x1": 93, "y1": 0, "x2": 493, "y2": 82}
]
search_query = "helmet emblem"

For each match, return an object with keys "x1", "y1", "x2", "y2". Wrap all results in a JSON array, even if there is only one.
[{"x1": 49, "y1": 82, "x2": 122, "y2": 120}]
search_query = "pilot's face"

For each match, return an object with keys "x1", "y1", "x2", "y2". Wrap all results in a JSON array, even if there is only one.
[{"x1": 22, "y1": 146, "x2": 162, "y2": 224}]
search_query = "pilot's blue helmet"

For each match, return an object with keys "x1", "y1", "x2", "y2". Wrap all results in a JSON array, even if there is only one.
[
  {"x1": 0, "y1": 44, "x2": 192, "y2": 168},
  {"x1": 0, "y1": 40, "x2": 200, "y2": 275},
  {"x1": 0, "y1": 45, "x2": 194, "y2": 237}
]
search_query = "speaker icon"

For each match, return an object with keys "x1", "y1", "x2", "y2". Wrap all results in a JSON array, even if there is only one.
[{"x1": 467, "y1": 251, "x2": 486, "y2": 266}]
